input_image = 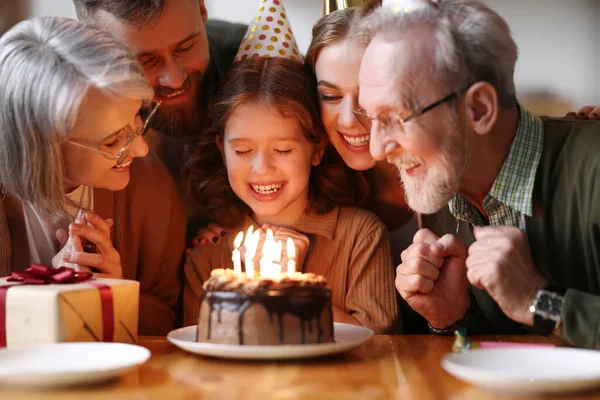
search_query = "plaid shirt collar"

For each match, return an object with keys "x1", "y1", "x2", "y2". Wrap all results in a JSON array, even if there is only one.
[{"x1": 449, "y1": 104, "x2": 544, "y2": 229}]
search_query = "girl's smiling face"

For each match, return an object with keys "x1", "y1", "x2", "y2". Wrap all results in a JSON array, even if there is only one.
[{"x1": 223, "y1": 102, "x2": 323, "y2": 226}]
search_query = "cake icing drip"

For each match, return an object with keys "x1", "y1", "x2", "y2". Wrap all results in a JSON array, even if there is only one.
[
  {"x1": 204, "y1": 289, "x2": 332, "y2": 345},
  {"x1": 201, "y1": 269, "x2": 333, "y2": 345}
]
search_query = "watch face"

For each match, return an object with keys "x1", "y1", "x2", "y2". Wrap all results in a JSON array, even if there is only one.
[{"x1": 534, "y1": 291, "x2": 563, "y2": 323}]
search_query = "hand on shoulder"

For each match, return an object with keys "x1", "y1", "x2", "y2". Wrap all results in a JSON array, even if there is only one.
[{"x1": 566, "y1": 105, "x2": 600, "y2": 120}]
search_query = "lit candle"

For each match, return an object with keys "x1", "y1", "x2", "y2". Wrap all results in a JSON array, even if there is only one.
[
  {"x1": 243, "y1": 226, "x2": 254, "y2": 249},
  {"x1": 260, "y1": 229, "x2": 283, "y2": 279},
  {"x1": 286, "y1": 238, "x2": 296, "y2": 275},
  {"x1": 244, "y1": 227, "x2": 259, "y2": 277},
  {"x1": 232, "y1": 231, "x2": 244, "y2": 274}
]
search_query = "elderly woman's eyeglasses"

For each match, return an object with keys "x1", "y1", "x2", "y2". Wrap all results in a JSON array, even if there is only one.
[
  {"x1": 68, "y1": 100, "x2": 161, "y2": 165},
  {"x1": 352, "y1": 92, "x2": 458, "y2": 134}
]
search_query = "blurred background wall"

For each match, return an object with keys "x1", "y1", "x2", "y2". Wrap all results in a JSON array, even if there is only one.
[
  {"x1": 2, "y1": 0, "x2": 598, "y2": 115},
  {"x1": 0, "y1": 0, "x2": 28, "y2": 34}
]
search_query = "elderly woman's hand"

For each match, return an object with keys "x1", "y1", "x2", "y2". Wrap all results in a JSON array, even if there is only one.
[
  {"x1": 61, "y1": 211, "x2": 123, "y2": 279},
  {"x1": 52, "y1": 209, "x2": 90, "y2": 272}
]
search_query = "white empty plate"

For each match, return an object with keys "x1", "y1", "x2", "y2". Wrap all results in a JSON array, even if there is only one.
[
  {"x1": 167, "y1": 322, "x2": 373, "y2": 360},
  {"x1": 442, "y1": 347, "x2": 600, "y2": 396},
  {"x1": 0, "y1": 342, "x2": 150, "y2": 388}
]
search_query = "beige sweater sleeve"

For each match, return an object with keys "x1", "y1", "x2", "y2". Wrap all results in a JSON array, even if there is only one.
[{"x1": 345, "y1": 216, "x2": 400, "y2": 334}]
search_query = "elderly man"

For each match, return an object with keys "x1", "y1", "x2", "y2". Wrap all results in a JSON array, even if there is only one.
[
  {"x1": 73, "y1": 0, "x2": 246, "y2": 182},
  {"x1": 358, "y1": 0, "x2": 600, "y2": 348}
]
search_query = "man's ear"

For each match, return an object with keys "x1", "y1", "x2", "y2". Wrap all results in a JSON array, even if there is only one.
[
  {"x1": 199, "y1": 0, "x2": 208, "y2": 23},
  {"x1": 464, "y1": 82, "x2": 498, "y2": 137}
]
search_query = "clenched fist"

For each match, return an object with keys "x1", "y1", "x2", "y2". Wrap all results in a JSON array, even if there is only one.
[
  {"x1": 396, "y1": 229, "x2": 471, "y2": 329},
  {"x1": 467, "y1": 226, "x2": 548, "y2": 326}
]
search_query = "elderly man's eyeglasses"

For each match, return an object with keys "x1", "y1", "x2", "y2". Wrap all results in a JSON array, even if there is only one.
[
  {"x1": 68, "y1": 100, "x2": 161, "y2": 165},
  {"x1": 352, "y1": 92, "x2": 458, "y2": 133}
]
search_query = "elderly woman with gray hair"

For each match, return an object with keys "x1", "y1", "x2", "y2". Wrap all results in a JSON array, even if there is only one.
[{"x1": 0, "y1": 17, "x2": 186, "y2": 335}]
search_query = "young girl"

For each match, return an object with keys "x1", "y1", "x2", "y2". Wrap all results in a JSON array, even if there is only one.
[{"x1": 183, "y1": 57, "x2": 399, "y2": 334}]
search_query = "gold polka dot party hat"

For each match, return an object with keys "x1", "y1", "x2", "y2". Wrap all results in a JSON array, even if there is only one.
[
  {"x1": 381, "y1": 0, "x2": 439, "y2": 13},
  {"x1": 234, "y1": 0, "x2": 302, "y2": 63}
]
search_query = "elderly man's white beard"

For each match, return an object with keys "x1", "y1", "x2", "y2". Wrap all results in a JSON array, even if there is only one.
[{"x1": 394, "y1": 130, "x2": 467, "y2": 214}]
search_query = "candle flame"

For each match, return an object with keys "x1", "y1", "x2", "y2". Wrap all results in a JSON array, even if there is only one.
[
  {"x1": 233, "y1": 231, "x2": 244, "y2": 248},
  {"x1": 232, "y1": 227, "x2": 294, "y2": 279},
  {"x1": 243, "y1": 226, "x2": 254, "y2": 247},
  {"x1": 232, "y1": 231, "x2": 243, "y2": 274},
  {"x1": 246, "y1": 229, "x2": 260, "y2": 259},
  {"x1": 259, "y1": 229, "x2": 282, "y2": 279},
  {"x1": 275, "y1": 240, "x2": 283, "y2": 263},
  {"x1": 286, "y1": 237, "x2": 296, "y2": 275},
  {"x1": 244, "y1": 227, "x2": 259, "y2": 277},
  {"x1": 286, "y1": 237, "x2": 295, "y2": 258}
]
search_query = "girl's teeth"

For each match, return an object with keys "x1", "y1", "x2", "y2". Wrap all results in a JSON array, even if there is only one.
[
  {"x1": 251, "y1": 184, "x2": 282, "y2": 194},
  {"x1": 343, "y1": 135, "x2": 370, "y2": 147}
]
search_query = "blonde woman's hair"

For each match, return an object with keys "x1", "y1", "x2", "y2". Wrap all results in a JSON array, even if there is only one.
[
  {"x1": 0, "y1": 16, "x2": 153, "y2": 219},
  {"x1": 305, "y1": 7, "x2": 370, "y2": 75}
]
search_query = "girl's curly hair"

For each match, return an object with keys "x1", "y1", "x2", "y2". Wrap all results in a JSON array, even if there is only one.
[{"x1": 186, "y1": 57, "x2": 369, "y2": 228}]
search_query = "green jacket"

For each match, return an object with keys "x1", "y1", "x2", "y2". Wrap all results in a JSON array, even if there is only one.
[{"x1": 438, "y1": 118, "x2": 600, "y2": 349}]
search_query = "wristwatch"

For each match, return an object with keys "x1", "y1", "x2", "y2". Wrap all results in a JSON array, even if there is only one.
[
  {"x1": 428, "y1": 292, "x2": 477, "y2": 336},
  {"x1": 529, "y1": 285, "x2": 566, "y2": 335}
]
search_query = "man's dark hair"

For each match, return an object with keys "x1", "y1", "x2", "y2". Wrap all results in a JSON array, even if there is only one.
[{"x1": 72, "y1": 0, "x2": 165, "y2": 27}]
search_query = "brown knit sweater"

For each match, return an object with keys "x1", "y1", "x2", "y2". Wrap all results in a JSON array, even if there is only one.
[
  {"x1": 183, "y1": 206, "x2": 400, "y2": 334},
  {"x1": 0, "y1": 154, "x2": 186, "y2": 335}
]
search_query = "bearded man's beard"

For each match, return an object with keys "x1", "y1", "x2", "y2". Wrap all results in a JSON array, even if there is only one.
[
  {"x1": 149, "y1": 71, "x2": 210, "y2": 138},
  {"x1": 396, "y1": 118, "x2": 468, "y2": 214}
]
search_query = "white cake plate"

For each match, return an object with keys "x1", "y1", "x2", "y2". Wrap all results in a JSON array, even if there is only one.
[
  {"x1": 442, "y1": 347, "x2": 600, "y2": 396},
  {"x1": 0, "y1": 342, "x2": 150, "y2": 388},
  {"x1": 167, "y1": 322, "x2": 373, "y2": 360}
]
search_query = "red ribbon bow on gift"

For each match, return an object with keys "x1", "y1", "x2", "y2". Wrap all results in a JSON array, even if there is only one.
[
  {"x1": 7, "y1": 264, "x2": 93, "y2": 285},
  {"x1": 0, "y1": 265, "x2": 114, "y2": 347}
]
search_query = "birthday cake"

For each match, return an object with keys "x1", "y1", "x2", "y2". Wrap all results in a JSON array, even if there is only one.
[{"x1": 196, "y1": 269, "x2": 334, "y2": 345}]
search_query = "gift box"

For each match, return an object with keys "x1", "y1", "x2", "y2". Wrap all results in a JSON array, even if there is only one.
[{"x1": 0, "y1": 268, "x2": 139, "y2": 347}]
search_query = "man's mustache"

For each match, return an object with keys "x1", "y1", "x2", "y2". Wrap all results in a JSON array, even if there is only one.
[{"x1": 153, "y1": 74, "x2": 198, "y2": 98}]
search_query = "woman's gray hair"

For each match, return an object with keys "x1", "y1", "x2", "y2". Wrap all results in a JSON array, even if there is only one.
[
  {"x1": 361, "y1": 0, "x2": 518, "y2": 108},
  {"x1": 0, "y1": 16, "x2": 153, "y2": 219}
]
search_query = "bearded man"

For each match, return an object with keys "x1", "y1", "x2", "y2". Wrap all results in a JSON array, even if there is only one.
[
  {"x1": 73, "y1": 0, "x2": 246, "y2": 182},
  {"x1": 359, "y1": 0, "x2": 600, "y2": 349}
]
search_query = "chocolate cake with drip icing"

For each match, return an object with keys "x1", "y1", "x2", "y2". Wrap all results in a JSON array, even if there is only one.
[{"x1": 196, "y1": 269, "x2": 334, "y2": 345}]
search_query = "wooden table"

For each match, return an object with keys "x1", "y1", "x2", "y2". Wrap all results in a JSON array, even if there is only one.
[{"x1": 1, "y1": 334, "x2": 598, "y2": 400}]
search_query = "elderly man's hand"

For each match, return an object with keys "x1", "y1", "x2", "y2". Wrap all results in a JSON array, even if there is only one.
[
  {"x1": 396, "y1": 229, "x2": 471, "y2": 329},
  {"x1": 467, "y1": 226, "x2": 548, "y2": 326}
]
